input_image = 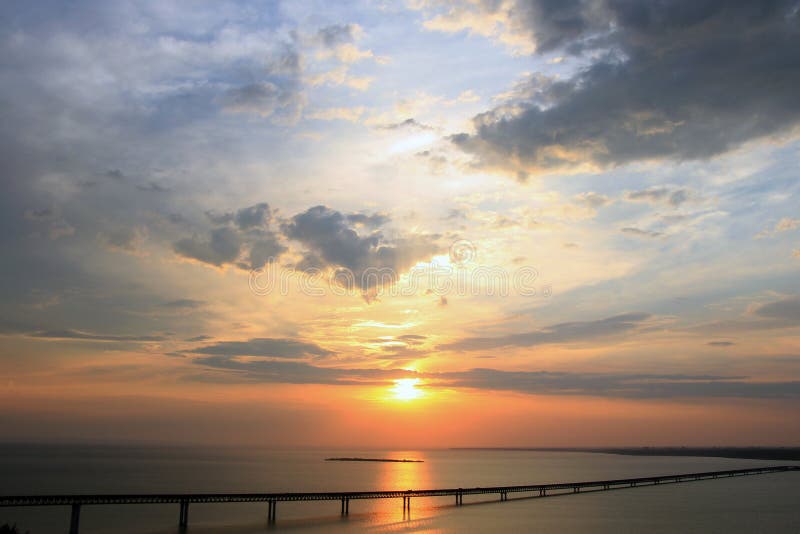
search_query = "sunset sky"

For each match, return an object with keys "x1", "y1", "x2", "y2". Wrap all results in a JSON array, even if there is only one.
[{"x1": 1, "y1": 0, "x2": 799, "y2": 447}]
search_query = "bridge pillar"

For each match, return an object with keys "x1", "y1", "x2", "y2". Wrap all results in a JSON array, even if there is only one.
[
  {"x1": 69, "y1": 504, "x2": 81, "y2": 534},
  {"x1": 179, "y1": 500, "x2": 189, "y2": 528},
  {"x1": 346, "y1": 498, "x2": 349, "y2": 515},
  {"x1": 268, "y1": 500, "x2": 276, "y2": 523},
  {"x1": 341, "y1": 498, "x2": 345, "y2": 516}
]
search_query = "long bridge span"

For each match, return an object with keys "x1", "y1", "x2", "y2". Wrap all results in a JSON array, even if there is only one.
[{"x1": 1, "y1": 465, "x2": 797, "y2": 533}]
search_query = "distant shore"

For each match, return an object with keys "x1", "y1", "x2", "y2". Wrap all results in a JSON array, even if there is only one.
[
  {"x1": 451, "y1": 447, "x2": 800, "y2": 461},
  {"x1": 325, "y1": 457, "x2": 424, "y2": 463}
]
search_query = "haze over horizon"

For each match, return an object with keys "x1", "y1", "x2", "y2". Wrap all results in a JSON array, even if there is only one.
[{"x1": 2, "y1": 0, "x2": 800, "y2": 449}]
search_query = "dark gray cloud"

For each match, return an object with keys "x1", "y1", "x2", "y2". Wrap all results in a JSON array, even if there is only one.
[
  {"x1": 282, "y1": 205, "x2": 440, "y2": 292},
  {"x1": 316, "y1": 24, "x2": 360, "y2": 47},
  {"x1": 98, "y1": 226, "x2": 145, "y2": 252},
  {"x1": 136, "y1": 181, "x2": 170, "y2": 193},
  {"x1": 221, "y1": 39, "x2": 305, "y2": 124},
  {"x1": 162, "y1": 299, "x2": 206, "y2": 309},
  {"x1": 708, "y1": 341, "x2": 735, "y2": 347},
  {"x1": 625, "y1": 187, "x2": 692, "y2": 207},
  {"x1": 222, "y1": 83, "x2": 297, "y2": 118},
  {"x1": 31, "y1": 329, "x2": 165, "y2": 342},
  {"x1": 220, "y1": 42, "x2": 304, "y2": 122},
  {"x1": 377, "y1": 118, "x2": 435, "y2": 131},
  {"x1": 194, "y1": 356, "x2": 411, "y2": 385},
  {"x1": 192, "y1": 357, "x2": 800, "y2": 399},
  {"x1": 452, "y1": 0, "x2": 800, "y2": 174},
  {"x1": 235, "y1": 203, "x2": 272, "y2": 230},
  {"x1": 439, "y1": 312, "x2": 652, "y2": 351},
  {"x1": 754, "y1": 295, "x2": 800, "y2": 322},
  {"x1": 245, "y1": 235, "x2": 286, "y2": 269},
  {"x1": 620, "y1": 227, "x2": 663, "y2": 238},
  {"x1": 187, "y1": 337, "x2": 333, "y2": 359},
  {"x1": 174, "y1": 227, "x2": 242, "y2": 267},
  {"x1": 174, "y1": 202, "x2": 287, "y2": 269}
]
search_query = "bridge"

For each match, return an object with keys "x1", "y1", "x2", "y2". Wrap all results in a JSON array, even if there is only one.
[{"x1": 1, "y1": 465, "x2": 796, "y2": 533}]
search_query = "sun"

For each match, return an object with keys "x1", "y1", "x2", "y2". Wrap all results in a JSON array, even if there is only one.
[{"x1": 391, "y1": 378, "x2": 423, "y2": 401}]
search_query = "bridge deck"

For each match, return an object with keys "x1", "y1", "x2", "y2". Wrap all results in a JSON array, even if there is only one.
[{"x1": 1, "y1": 465, "x2": 797, "y2": 532}]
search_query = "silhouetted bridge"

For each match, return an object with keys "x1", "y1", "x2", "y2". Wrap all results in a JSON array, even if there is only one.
[{"x1": 2, "y1": 465, "x2": 797, "y2": 533}]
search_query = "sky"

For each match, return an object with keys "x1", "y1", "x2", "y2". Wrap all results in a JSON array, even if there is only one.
[{"x1": 1, "y1": 0, "x2": 800, "y2": 447}]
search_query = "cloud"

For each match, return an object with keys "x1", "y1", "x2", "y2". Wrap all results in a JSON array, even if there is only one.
[
  {"x1": 194, "y1": 356, "x2": 410, "y2": 385},
  {"x1": 314, "y1": 23, "x2": 386, "y2": 64},
  {"x1": 282, "y1": 205, "x2": 440, "y2": 293},
  {"x1": 99, "y1": 226, "x2": 147, "y2": 253},
  {"x1": 439, "y1": 312, "x2": 652, "y2": 351},
  {"x1": 222, "y1": 82, "x2": 303, "y2": 122},
  {"x1": 306, "y1": 107, "x2": 365, "y2": 122},
  {"x1": 620, "y1": 227, "x2": 663, "y2": 239},
  {"x1": 136, "y1": 181, "x2": 170, "y2": 193},
  {"x1": 187, "y1": 337, "x2": 333, "y2": 359},
  {"x1": 162, "y1": 299, "x2": 205, "y2": 309},
  {"x1": 757, "y1": 217, "x2": 800, "y2": 238},
  {"x1": 316, "y1": 24, "x2": 362, "y2": 48},
  {"x1": 753, "y1": 296, "x2": 800, "y2": 322},
  {"x1": 235, "y1": 203, "x2": 272, "y2": 230},
  {"x1": 175, "y1": 203, "x2": 286, "y2": 269},
  {"x1": 447, "y1": 1, "x2": 800, "y2": 175},
  {"x1": 708, "y1": 341, "x2": 735, "y2": 347},
  {"x1": 376, "y1": 118, "x2": 435, "y2": 131},
  {"x1": 439, "y1": 368, "x2": 800, "y2": 399},
  {"x1": 191, "y1": 357, "x2": 800, "y2": 399},
  {"x1": 31, "y1": 329, "x2": 165, "y2": 342},
  {"x1": 174, "y1": 227, "x2": 242, "y2": 267},
  {"x1": 246, "y1": 236, "x2": 286, "y2": 270},
  {"x1": 625, "y1": 187, "x2": 693, "y2": 207},
  {"x1": 574, "y1": 192, "x2": 610, "y2": 209},
  {"x1": 307, "y1": 65, "x2": 373, "y2": 90},
  {"x1": 346, "y1": 212, "x2": 391, "y2": 228}
]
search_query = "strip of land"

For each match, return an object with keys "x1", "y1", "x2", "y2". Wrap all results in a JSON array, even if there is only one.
[
  {"x1": 451, "y1": 447, "x2": 800, "y2": 461},
  {"x1": 325, "y1": 457, "x2": 424, "y2": 463}
]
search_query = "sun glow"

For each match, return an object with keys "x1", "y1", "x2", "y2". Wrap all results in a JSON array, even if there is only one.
[{"x1": 391, "y1": 378, "x2": 423, "y2": 401}]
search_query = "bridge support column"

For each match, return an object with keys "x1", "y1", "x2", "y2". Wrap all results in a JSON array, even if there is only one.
[
  {"x1": 69, "y1": 504, "x2": 81, "y2": 534},
  {"x1": 402, "y1": 496, "x2": 411, "y2": 514},
  {"x1": 268, "y1": 500, "x2": 276, "y2": 523},
  {"x1": 178, "y1": 500, "x2": 189, "y2": 529},
  {"x1": 341, "y1": 498, "x2": 345, "y2": 516},
  {"x1": 346, "y1": 498, "x2": 349, "y2": 515}
]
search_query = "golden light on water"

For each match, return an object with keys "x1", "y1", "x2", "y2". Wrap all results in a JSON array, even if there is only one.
[{"x1": 391, "y1": 378, "x2": 423, "y2": 401}]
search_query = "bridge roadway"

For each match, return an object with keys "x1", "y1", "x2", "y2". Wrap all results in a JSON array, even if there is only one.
[{"x1": 1, "y1": 465, "x2": 797, "y2": 532}]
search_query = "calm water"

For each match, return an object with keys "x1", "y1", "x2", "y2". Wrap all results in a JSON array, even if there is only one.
[{"x1": 1, "y1": 445, "x2": 798, "y2": 533}]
